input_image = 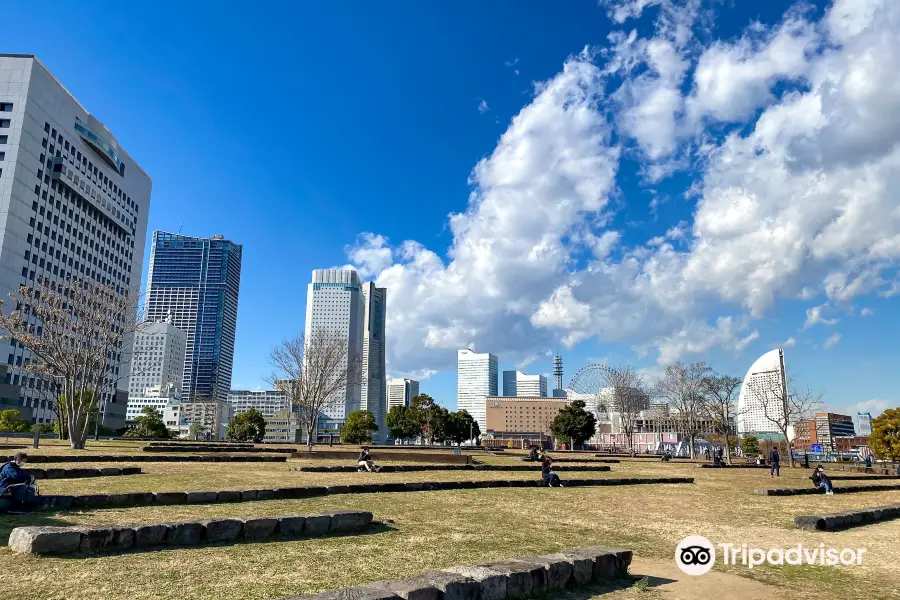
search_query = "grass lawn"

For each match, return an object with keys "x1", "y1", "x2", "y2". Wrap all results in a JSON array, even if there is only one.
[{"x1": 3, "y1": 447, "x2": 899, "y2": 600}]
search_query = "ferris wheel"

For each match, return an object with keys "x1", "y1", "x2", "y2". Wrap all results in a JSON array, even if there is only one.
[{"x1": 568, "y1": 364, "x2": 613, "y2": 420}]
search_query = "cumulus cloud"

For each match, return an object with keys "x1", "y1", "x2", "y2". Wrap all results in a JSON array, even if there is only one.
[
  {"x1": 782, "y1": 337, "x2": 797, "y2": 348},
  {"x1": 860, "y1": 307, "x2": 874, "y2": 317},
  {"x1": 823, "y1": 332, "x2": 842, "y2": 349},
  {"x1": 344, "y1": 0, "x2": 900, "y2": 377},
  {"x1": 853, "y1": 399, "x2": 892, "y2": 414}
]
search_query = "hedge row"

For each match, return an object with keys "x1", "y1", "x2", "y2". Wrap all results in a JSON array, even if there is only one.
[
  {"x1": 8, "y1": 510, "x2": 372, "y2": 556},
  {"x1": 34, "y1": 477, "x2": 694, "y2": 512},
  {"x1": 795, "y1": 504, "x2": 900, "y2": 531},
  {"x1": 755, "y1": 483, "x2": 900, "y2": 496},
  {"x1": 279, "y1": 545, "x2": 632, "y2": 600},
  {"x1": 297, "y1": 465, "x2": 612, "y2": 473}
]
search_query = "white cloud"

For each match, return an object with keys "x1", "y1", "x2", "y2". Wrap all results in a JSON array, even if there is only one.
[
  {"x1": 852, "y1": 399, "x2": 892, "y2": 414},
  {"x1": 344, "y1": 0, "x2": 900, "y2": 377},
  {"x1": 477, "y1": 99, "x2": 490, "y2": 114},
  {"x1": 804, "y1": 304, "x2": 839, "y2": 329},
  {"x1": 823, "y1": 332, "x2": 842, "y2": 349},
  {"x1": 782, "y1": 337, "x2": 797, "y2": 348},
  {"x1": 860, "y1": 307, "x2": 874, "y2": 317}
]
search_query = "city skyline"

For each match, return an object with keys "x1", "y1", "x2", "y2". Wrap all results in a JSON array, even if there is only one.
[{"x1": 3, "y1": 0, "x2": 899, "y2": 421}]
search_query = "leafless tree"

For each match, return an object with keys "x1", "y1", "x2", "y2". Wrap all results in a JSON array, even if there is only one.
[
  {"x1": 0, "y1": 279, "x2": 141, "y2": 449},
  {"x1": 654, "y1": 361, "x2": 712, "y2": 459},
  {"x1": 700, "y1": 374, "x2": 742, "y2": 465},
  {"x1": 269, "y1": 329, "x2": 361, "y2": 451},
  {"x1": 744, "y1": 374, "x2": 823, "y2": 467},
  {"x1": 601, "y1": 365, "x2": 649, "y2": 451}
]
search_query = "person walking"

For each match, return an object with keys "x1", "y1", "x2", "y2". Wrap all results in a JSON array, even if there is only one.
[
  {"x1": 769, "y1": 446, "x2": 781, "y2": 477},
  {"x1": 865, "y1": 454, "x2": 873, "y2": 473}
]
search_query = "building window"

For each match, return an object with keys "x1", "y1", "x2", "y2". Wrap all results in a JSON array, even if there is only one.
[
  {"x1": 0, "y1": 135, "x2": 7, "y2": 144},
  {"x1": 0, "y1": 120, "x2": 9, "y2": 129},
  {"x1": 0, "y1": 103, "x2": 12, "y2": 112}
]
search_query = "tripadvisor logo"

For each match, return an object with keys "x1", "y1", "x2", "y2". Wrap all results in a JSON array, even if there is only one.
[{"x1": 675, "y1": 536, "x2": 867, "y2": 575}]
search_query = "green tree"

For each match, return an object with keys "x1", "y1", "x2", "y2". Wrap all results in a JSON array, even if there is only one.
[
  {"x1": 741, "y1": 435, "x2": 760, "y2": 457},
  {"x1": 386, "y1": 405, "x2": 421, "y2": 442},
  {"x1": 409, "y1": 394, "x2": 439, "y2": 443},
  {"x1": 870, "y1": 408, "x2": 900, "y2": 461},
  {"x1": 550, "y1": 400, "x2": 597, "y2": 447},
  {"x1": 226, "y1": 409, "x2": 267, "y2": 442},
  {"x1": 446, "y1": 410, "x2": 480, "y2": 445},
  {"x1": 32, "y1": 422, "x2": 55, "y2": 434},
  {"x1": 341, "y1": 409, "x2": 378, "y2": 444},
  {"x1": 125, "y1": 407, "x2": 169, "y2": 439},
  {"x1": 0, "y1": 409, "x2": 31, "y2": 433},
  {"x1": 189, "y1": 422, "x2": 206, "y2": 441}
]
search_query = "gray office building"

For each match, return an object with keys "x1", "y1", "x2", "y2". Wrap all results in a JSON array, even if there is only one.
[{"x1": 0, "y1": 55, "x2": 151, "y2": 428}]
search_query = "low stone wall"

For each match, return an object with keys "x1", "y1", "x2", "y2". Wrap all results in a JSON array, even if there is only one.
[
  {"x1": 34, "y1": 477, "x2": 694, "y2": 512},
  {"x1": 7, "y1": 454, "x2": 287, "y2": 464},
  {"x1": 696, "y1": 464, "x2": 768, "y2": 469},
  {"x1": 8, "y1": 510, "x2": 373, "y2": 556},
  {"x1": 143, "y1": 445, "x2": 294, "y2": 454},
  {"x1": 293, "y1": 450, "x2": 472, "y2": 465},
  {"x1": 829, "y1": 475, "x2": 899, "y2": 481},
  {"x1": 543, "y1": 458, "x2": 620, "y2": 464},
  {"x1": 279, "y1": 545, "x2": 632, "y2": 600},
  {"x1": 297, "y1": 465, "x2": 612, "y2": 473},
  {"x1": 755, "y1": 483, "x2": 900, "y2": 496},
  {"x1": 24, "y1": 467, "x2": 142, "y2": 479},
  {"x1": 795, "y1": 504, "x2": 900, "y2": 531}
]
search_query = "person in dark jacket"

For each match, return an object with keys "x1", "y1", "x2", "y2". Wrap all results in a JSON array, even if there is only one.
[
  {"x1": 810, "y1": 465, "x2": 834, "y2": 495},
  {"x1": 540, "y1": 457, "x2": 562, "y2": 487},
  {"x1": 527, "y1": 446, "x2": 539, "y2": 461},
  {"x1": 0, "y1": 452, "x2": 36, "y2": 512},
  {"x1": 769, "y1": 447, "x2": 781, "y2": 477},
  {"x1": 865, "y1": 454, "x2": 873, "y2": 473},
  {"x1": 357, "y1": 446, "x2": 381, "y2": 472}
]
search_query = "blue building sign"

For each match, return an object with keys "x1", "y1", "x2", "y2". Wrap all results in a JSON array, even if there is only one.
[{"x1": 810, "y1": 444, "x2": 822, "y2": 453}]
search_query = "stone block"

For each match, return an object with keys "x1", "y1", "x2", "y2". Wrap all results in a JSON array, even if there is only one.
[
  {"x1": 794, "y1": 516, "x2": 824, "y2": 531},
  {"x1": 217, "y1": 490, "x2": 241, "y2": 503},
  {"x1": 72, "y1": 494, "x2": 110, "y2": 509},
  {"x1": 242, "y1": 517, "x2": 279, "y2": 541},
  {"x1": 257, "y1": 489, "x2": 276, "y2": 500},
  {"x1": 304, "y1": 514, "x2": 332, "y2": 536},
  {"x1": 26, "y1": 469, "x2": 47, "y2": 479},
  {"x1": 203, "y1": 519, "x2": 243, "y2": 543},
  {"x1": 70, "y1": 468, "x2": 101, "y2": 478},
  {"x1": 546, "y1": 552, "x2": 594, "y2": 585},
  {"x1": 328, "y1": 511, "x2": 373, "y2": 533},
  {"x1": 45, "y1": 468, "x2": 65, "y2": 479},
  {"x1": 112, "y1": 527, "x2": 136, "y2": 550},
  {"x1": 367, "y1": 571, "x2": 479, "y2": 600},
  {"x1": 490, "y1": 560, "x2": 546, "y2": 597},
  {"x1": 442, "y1": 565, "x2": 507, "y2": 600},
  {"x1": 240, "y1": 490, "x2": 259, "y2": 501},
  {"x1": 404, "y1": 482, "x2": 425, "y2": 492},
  {"x1": 164, "y1": 522, "x2": 205, "y2": 546},
  {"x1": 100, "y1": 467, "x2": 122, "y2": 476},
  {"x1": 282, "y1": 588, "x2": 402, "y2": 600},
  {"x1": 121, "y1": 467, "x2": 142, "y2": 475},
  {"x1": 8, "y1": 526, "x2": 83, "y2": 555},
  {"x1": 325, "y1": 485, "x2": 351, "y2": 496},
  {"x1": 509, "y1": 556, "x2": 572, "y2": 590},
  {"x1": 155, "y1": 491, "x2": 188, "y2": 505},
  {"x1": 134, "y1": 524, "x2": 168, "y2": 547},
  {"x1": 186, "y1": 491, "x2": 219, "y2": 504},
  {"x1": 278, "y1": 515, "x2": 307, "y2": 537}
]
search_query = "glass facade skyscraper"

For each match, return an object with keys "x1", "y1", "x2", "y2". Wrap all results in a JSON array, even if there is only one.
[{"x1": 144, "y1": 231, "x2": 242, "y2": 402}]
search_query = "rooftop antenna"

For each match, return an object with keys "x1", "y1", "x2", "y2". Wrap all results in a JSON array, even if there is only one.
[{"x1": 553, "y1": 351, "x2": 563, "y2": 391}]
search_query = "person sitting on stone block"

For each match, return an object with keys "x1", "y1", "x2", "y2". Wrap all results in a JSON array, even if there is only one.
[
  {"x1": 0, "y1": 452, "x2": 37, "y2": 513},
  {"x1": 540, "y1": 457, "x2": 563, "y2": 487},
  {"x1": 527, "y1": 446, "x2": 539, "y2": 461},
  {"x1": 357, "y1": 446, "x2": 382, "y2": 472},
  {"x1": 810, "y1": 465, "x2": 834, "y2": 495}
]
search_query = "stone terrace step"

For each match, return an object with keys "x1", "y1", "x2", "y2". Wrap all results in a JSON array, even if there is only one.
[
  {"x1": 297, "y1": 465, "x2": 612, "y2": 473},
  {"x1": 8, "y1": 510, "x2": 373, "y2": 556},
  {"x1": 142, "y1": 445, "x2": 295, "y2": 453},
  {"x1": 541, "y1": 458, "x2": 621, "y2": 464},
  {"x1": 24, "y1": 467, "x2": 142, "y2": 479},
  {"x1": 795, "y1": 504, "x2": 900, "y2": 531},
  {"x1": 7, "y1": 454, "x2": 287, "y2": 464},
  {"x1": 755, "y1": 483, "x2": 900, "y2": 496},
  {"x1": 33, "y1": 477, "x2": 694, "y2": 512},
  {"x1": 277, "y1": 545, "x2": 633, "y2": 600},
  {"x1": 696, "y1": 463, "x2": 769, "y2": 468},
  {"x1": 829, "y1": 475, "x2": 900, "y2": 480}
]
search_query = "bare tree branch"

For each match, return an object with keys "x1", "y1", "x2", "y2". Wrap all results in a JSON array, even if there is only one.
[
  {"x1": 600, "y1": 365, "x2": 649, "y2": 451},
  {"x1": 700, "y1": 374, "x2": 742, "y2": 464},
  {"x1": 654, "y1": 361, "x2": 712, "y2": 459}
]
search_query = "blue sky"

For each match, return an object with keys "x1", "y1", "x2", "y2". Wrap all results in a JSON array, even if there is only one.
[{"x1": 8, "y1": 0, "x2": 900, "y2": 420}]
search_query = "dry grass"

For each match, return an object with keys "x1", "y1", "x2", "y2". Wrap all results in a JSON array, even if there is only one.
[{"x1": 2, "y1": 447, "x2": 899, "y2": 600}]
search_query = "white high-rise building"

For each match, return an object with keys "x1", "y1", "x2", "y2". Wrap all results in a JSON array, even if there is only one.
[
  {"x1": 226, "y1": 389, "x2": 289, "y2": 417},
  {"x1": 457, "y1": 349, "x2": 498, "y2": 434},
  {"x1": 360, "y1": 282, "x2": 387, "y2": 440},
  {"x1": 388, "y1": 378, "x2": 419, "y2": 410},
  {"x1": 128, "y1": 316, "x2": 187, "y2": 400},
  {"x1": 304, "y1": 269, "x2": 365, "y2": 421},
  {"x1": 858, "y1": 412, "x2": 873, "y2": 437},
  {"x1": 125, "y1": 384, "x2": 179, "y2": 421},
  {"x1": 0, "y1": 55, "x2": 151, "y2": 428},
  {"x1": 737, "y1": 348, "x2": 787, "y2": 435},
  {"x1": 502, "y1": 371, "x2": 548, "y2": 397}
]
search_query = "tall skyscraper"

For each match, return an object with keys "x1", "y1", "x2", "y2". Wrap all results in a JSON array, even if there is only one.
[
  {"x1": 360, "y1": 282, "x2": 387, "y2": 439},
  {"x1": 457, "y1": 349, "x2": 498, "y2": 434},
  {"x1": 502, "y1": 370, "x2": 548, "y2": 397},
  {"x1": 304, "y1": 269, "x2": 365, "y2": 421},
  {"x1": 388, "y1": 378, "x2": 419, "y2": 410},
  {"x1": 858, "y1": 412, "x2": 873, "y2": 436},
  {"x1": 736, "y1": 348, "x2": 787, "y2": 435},
  {"x1": 0, "y1": 55, "x2": 151, "y2": 426},
  {"x1": 144, "y1": 232, "x2": 242, "y2": 402},
  {"x1": 127, "y1": 315, "x2": 187, "y2": 399}
]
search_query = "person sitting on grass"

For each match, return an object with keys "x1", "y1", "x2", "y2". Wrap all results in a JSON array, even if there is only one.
[
  {"x1": 357, "y1": 446, "x2": 381, "y2": 472},
  {"x1": 810, "y1": 465, "x2": 834, "y2": 495},
  {"x1": 661, "y1": 451, "x2": 672, "y2": 462},
  {"x1": 540, "y1": 456, "x2": 563, "y2": 487},
  {"x1": 527, "y1": 446, "x2": 538, "y2": 461},
  {"x1": 0, "y1": 452, "x2": 37, "y2": 513}
]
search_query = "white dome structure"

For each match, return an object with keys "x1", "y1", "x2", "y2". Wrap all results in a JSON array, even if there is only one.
[{"x1": 736, "y1": 349, "x2": 787, "y2": 435}]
